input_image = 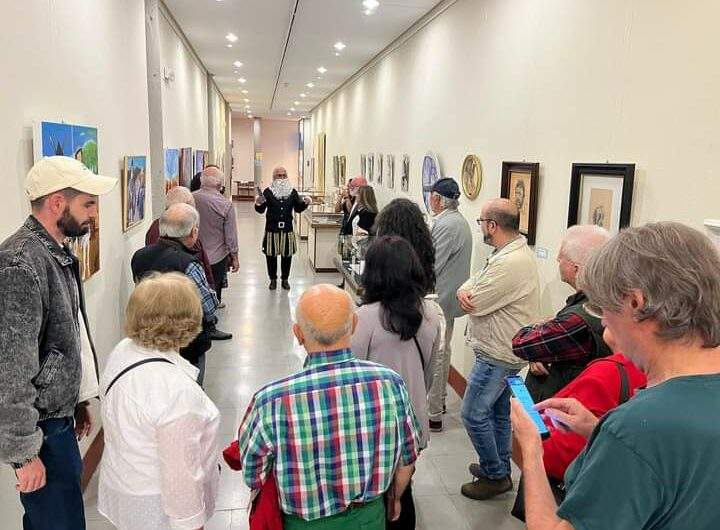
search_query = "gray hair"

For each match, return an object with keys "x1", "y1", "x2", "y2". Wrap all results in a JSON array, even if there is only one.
[
  {"x1": 296, "y1": 296, "x2": 355, "y2": 346},
  {"x1": 580, "y1": 222, "x2": 720, "y2": 347},
  {"x1": 165, "y1": 186, "x2": 194, "y2": 208},
  {"x1": 561, "y1": 225, "x2": 611, "y2": 265},
  {"x1": 159, "y1": 203, "x2": 199, "y2": 239},
  {"x1": 432, "y1": 192, "x2": 459, "y2": 211},
  {"x1": 200, "y1": 167, "x2": 224, "y2": 189}
]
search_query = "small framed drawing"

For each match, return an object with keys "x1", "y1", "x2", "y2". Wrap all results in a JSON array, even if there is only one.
[
  {"x1": 332, "y1": 155, "x2": 339, "y2": 186},
  {"x1": 567, "y1": 163, "x2": 635, "y2": 235},
  {"x1": 421, "y1": 152, "x2": 442, "y2": 212},
  {"x1": 339, "y1": 155, "x2": 347, "y2": 184},
  {"x1": 386, "y1": 154, "x2": 395, "y2": 189},
  {"x1": 377, "y1": 153, "x2": 384, "y2": 186},
  {"x1": 501, "y1": 161, "x2": 540, "y2": 245},
  {"x1": 367, "y1": 153, "x2": 374, "y2": 182},
  {"x1": 461, "y1": 154, "x2": 482, "y2": 200},
  {"x1": 401, "y1": 155, "x2": 410, "y2": 192}
]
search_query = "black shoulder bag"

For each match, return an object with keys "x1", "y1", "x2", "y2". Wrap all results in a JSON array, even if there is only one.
[{"x1": 104, "y1": 358, "x2": 173, "y2": 395}]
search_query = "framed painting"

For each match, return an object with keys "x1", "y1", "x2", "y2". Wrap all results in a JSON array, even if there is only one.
[
  {"x1": 376, "y1": 153, "x2": 384, "y2": 186},
  {"x1": 501, "y1": 162, "x2": 540, "y2": 245},
  {"x1": 461, "y1": 154, "x2": 482, "y2": 200},
  {"x1": 179, "y1": 147, "x2": 193, "y2": 188},
  {"x1": 360, "y1": 154, "x2": 367, "y2": 178},
  {"x1": 401, "y1": 155, "x2": 410, "y2": 192},
  {"x1": 386, "y1": 154, "x2": 395, "y2": 189},
  {"x1": 34, "y1": 120, "x2": 101, "y2": 281},
  {"x1": 194, "y1": 149, "x2": 206, "y2": 174},
  {"x1": 421, "y1": 152, "x2": 442, "y2": 212},
  {"x1": 315, "y1": 133, "x2": 326, "y2": 192},
  {"x1": 122, "y1": 156, "x2": 147, "y2": 232},
  {"x1": 164, "y1": 148, "x2": 180, "y2": 193},
  {"x1": 332, "y1": 155, "x2": 340, "y2": 187},
  {"x1": 567, "y1": 163, "x2": 635, "y2": 235},
  {"x1": 367, "y1": 153, "x2": 374, "y2": 182},
  {"x1": 339, "y1": 155, "x2": 347, "y2": 184}
]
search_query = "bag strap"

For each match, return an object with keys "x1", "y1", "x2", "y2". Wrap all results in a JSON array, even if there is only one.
[
  {"x1": 412, "y1": 336, "x2": 425, "y2": 371},
  {"x1": 105, "y1": 358, "x2": 173, "y2": 396},
  {"x1": 615, "y1": 361, "x2": 631, "y2": 404}
]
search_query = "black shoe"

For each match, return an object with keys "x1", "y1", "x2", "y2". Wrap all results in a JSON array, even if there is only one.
[
  {"x1": 208, "y1": 328, "x2": 233, "y2": 341},
  {"x1": 269, "y1": 280, "x2": 277, "y2": 290},
  {"x1": 461, "y1": 475, "x2": 513, "y2": 500},
  {"x1": 429, "y1": 419, "x2": 443, "y2": 432},
  {"x1": 443, "y1": 404, "x2": 447, "y2": 414},
  {"x1": 281, "y1": 280, "x2": 291, "y2": 290}
]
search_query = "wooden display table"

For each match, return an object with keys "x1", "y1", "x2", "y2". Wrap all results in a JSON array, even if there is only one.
[{"x1": 307, "y1": 215, "x2": 342, "y2": 272}]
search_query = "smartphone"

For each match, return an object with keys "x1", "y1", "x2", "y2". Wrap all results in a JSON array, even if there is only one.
[
  {"x1": 506, "y1": 375, "x2": 550, "y2": 439},
  {"x1": 255, "y1": 186, "x2": 263, "y2": 196}
]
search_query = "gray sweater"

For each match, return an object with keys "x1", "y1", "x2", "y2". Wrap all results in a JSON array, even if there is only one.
[
  {"x1": 432, "y1": 209, "x2": 473, "y2": 319},
  {"x1": 351, "y1": 300, "x2": 442, "y2": 448}
]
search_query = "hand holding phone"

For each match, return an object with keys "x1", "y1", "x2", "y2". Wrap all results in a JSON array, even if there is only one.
[{"x1": 506, "y1": 376, "x2": 550, "y2": 439}]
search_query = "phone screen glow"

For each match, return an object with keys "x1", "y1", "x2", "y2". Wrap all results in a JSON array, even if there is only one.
[{"x1": 506, "y1": 376, "x2": 550, "y2": 437}]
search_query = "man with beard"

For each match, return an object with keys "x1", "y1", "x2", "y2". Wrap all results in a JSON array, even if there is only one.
[
  {"x1": 456, "y1": 198, "x2": 540, "y2": 501},
  {"x1": 255, "y1": 166, "x2": 311, "y2": 290},
  {"x1": 0, "y1": 156, "x2": 116, "y2": 529}
]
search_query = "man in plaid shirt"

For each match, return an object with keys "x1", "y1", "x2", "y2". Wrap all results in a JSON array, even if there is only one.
[
  {"x1": 236, "y1": 284, "x2": 420, "y2": 529},
  {"x1": 511, "y1": 225, "x2": 612, "y2": 401}
]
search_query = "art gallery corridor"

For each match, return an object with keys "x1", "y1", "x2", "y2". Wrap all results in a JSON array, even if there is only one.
[{"x1": 78, "y1": 202, "x2": 522, "y2": 530}]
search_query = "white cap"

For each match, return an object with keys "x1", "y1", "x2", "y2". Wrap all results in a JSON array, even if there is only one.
[{"x1": 25, "y1": 156, "x2": 117, "y2": 201}]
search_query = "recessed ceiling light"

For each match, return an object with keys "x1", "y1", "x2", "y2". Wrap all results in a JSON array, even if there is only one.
[
  {"x1": 334, "y1": 42, "x2": 346, "y2": 51},
  {"x1": 306, "y1": 82, "x2": 314, "y2": 88},
  {"x1": 233, "y1": 61, "x2": 243, "y2": 68},
  {"x1": 363, "y1": 0, "x2": 380, "y2": 10},
  {"x1": 317, "y1": 66, "x2": 327, "y2": 74},
  {"x1": 316, "y1": 75, "x2": 322, "y2": 80},
  {"x1": 290, "y1": 107, "x2": 296, "y2": 111},
  {"x1": 294, "y1": 100, "x2": 300, "y2": 105},
  {"x1": 243, "y1": 99, "x2": 249, "y2": 103},
  {"x1": 300, "y1": 93, "x2": 306, "y2": 98},
  {"x1": 225, "y1": 33, "x2": 238, "y2": 42},
  {"x1": 237, "y1": 77, "x2": 246, "y2": 83},
  {"x1": 287, "y1": 112, "x2": 292, "y2": 116},
  {"x1": 226, "y1": 44, "x2": 233, "y2": 48},
  {"x1": 335, "y1": 52, "x2": 340, "y2": 56}
]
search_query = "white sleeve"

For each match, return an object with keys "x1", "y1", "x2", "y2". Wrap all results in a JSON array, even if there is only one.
[{"x1": 156, "y1": 413, "x2": 216, "y2": 530}]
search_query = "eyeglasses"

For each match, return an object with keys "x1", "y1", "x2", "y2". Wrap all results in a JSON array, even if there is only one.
[
  {"x1": 476, "y1": 218, "x2": 496, "y2": 226},
  {"x1": 583, "y1": 302, "x2": 604, "y2": 319}
]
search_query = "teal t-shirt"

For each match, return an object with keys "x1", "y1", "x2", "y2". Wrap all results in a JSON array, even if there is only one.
[{"x1": 558, "y1": 374, "x2": 720, "y2": 530}]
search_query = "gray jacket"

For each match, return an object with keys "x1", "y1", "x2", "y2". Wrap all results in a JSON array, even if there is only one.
[
  {"x1": 0, "y1": 216, "x2": 96, "y2": 465},
  {"x1": 432, "y1": 209, "x2": 473, "y2": 319}
]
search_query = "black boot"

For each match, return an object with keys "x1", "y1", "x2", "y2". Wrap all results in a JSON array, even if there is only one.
[{"x1": 269, "y1": 279, "x2": 277, "y2": 290}]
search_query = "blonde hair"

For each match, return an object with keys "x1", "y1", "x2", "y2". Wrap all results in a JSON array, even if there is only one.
[{"x1": 125, "y1": 272, "x2": 202, "y2": 352}]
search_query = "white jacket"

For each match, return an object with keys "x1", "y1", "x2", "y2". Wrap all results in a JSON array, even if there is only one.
[{"x1": 459, "y1": 237, "x2": 540, "y2": 367}]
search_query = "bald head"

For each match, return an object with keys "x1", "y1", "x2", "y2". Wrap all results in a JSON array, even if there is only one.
[
  {"x1": 159, "y1": 202, "x2": 199, "y2": 239},
  {"x1": 483, "y1": 198, "x2": 520, "y2": 232},
  {"x1": 165, "y1": 186, "x2": 194, "y2": 208},
  {"x1": 273, "y1": 166, "x2": 289, "y2": 180},
  {"x1": 295, "y1": 284, "x2": 356, "y2": 350},
  {"x1": 200, "y1": 166, "x2": 224, "y2": 189}
]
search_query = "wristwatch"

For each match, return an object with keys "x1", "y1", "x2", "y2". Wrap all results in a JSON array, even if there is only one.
[{"x1": 11, "y1": 456, "x2": 36, "y2": 470}]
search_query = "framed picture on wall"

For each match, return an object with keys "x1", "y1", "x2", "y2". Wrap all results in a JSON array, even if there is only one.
[
  {"x1": 461, "y1": 154, "x2": 482, "y2": 200},
  {"x1": 421, "y1": 152, "x2": 442, "y2": 212},
  {"x1": 501, "y1": 161, "x2": 540, "y2": 245},
  {"x1": 567, "y1": 163, "x2": 635, "y2": 235},
  {"x1": 367, "y1": 153, "x2": 374, "y2": 182},
  {"x1": 377, "y1": 153, "x2": 384, "y2": 186},
  {"x1": 401, "y1": 155, "x2": 410, "y2": 192},
  {"x1": 339, "y1": 155, "x2": 347, "y2": 184},
  {"x1": 332, "y1": 155, "x2": 339, "y2": 187},
  {"x1": 122, "y1": 156, "x2": 147, "y2": 232},
  {"x1": 360, "y1": 154, "x2": 367, "y2": 178}
]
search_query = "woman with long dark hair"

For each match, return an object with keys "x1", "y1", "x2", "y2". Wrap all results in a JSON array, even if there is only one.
[
  {"x1": 352, "y1": 235, "x2": 442, "y2": 530},
  {"x1": 352, "y1": 185, "x2": 378, "y2": 235}
]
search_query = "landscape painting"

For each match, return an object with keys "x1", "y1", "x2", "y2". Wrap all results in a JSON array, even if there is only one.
[
  {"x1": 122, "y1": 156, "x2": 147, "y2": 232},
  {"x1": 165, "y1": 148, "x2": 180, "y2": 193},
  {"x1": 180, "y1": 147, "x2": 193, "y2": 188}
]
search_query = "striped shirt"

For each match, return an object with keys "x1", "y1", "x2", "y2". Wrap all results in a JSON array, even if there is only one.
[{"x1": 236, "y1": 348, "x2": 421, "y2": 521}]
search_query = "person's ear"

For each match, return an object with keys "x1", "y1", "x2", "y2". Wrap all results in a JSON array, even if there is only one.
[
  {"x1": 351, "y1": 313, "x2": 358, "y2": 335},
  {"x1": 293, "y1": 323, "x2": 304, "y2": 345},
  {"x1": 627, "y1": 289, "x2": 646, "y2": 320}
]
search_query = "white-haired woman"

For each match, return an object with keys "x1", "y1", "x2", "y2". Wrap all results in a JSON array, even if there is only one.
[{"x1": 98, "y1": 272, "x2": 220, "y2": 530}]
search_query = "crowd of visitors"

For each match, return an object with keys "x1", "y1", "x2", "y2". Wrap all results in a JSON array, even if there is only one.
[{"x1": 2, "y1": 158, "x2": 720, "y2": 530}]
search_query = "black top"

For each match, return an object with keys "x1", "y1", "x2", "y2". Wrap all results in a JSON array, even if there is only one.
[
  {"x1": 357, "y1": 208, "x2": 377, "y2": 234},
  {"x1": 255, "y1": 189, "x2": 309, "y2": 233},
  {"x1": 340, "y1": 199, "x2": 358, "y2": 236},
  {"x1": 131, "y1": 237, "x2": 199, "y2": 282}
]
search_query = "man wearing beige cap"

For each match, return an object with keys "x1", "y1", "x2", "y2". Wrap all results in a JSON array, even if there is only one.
[{"x1": 0, "y1": 156, "x2": 116, "y2": 529}]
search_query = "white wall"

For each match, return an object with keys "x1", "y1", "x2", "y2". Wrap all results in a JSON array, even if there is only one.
[
  {"x1": 231, "y1": 117, "x2": 254, "y2": 183},
  {"x1": 159, "y1": 9, "x2": 209, "y2": 151},
  {"x1": 261, "y1": 119, "x2": 300, "y2": 187},
  {"x1": 0, "y1": 0, "x2": 151, "y2": 524},
  {"x1": 310, "y1": 0, "x2": 720, "y2": 376}
]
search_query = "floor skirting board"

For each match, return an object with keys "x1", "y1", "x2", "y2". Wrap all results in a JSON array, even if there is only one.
[{"x1": 448, "y1": 364, "x2": 467, "y2": 398}]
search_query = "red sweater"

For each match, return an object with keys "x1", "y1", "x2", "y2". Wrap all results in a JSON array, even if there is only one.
[{"x1": 542, "y1": 353, "x2": 647, "y2": 481}]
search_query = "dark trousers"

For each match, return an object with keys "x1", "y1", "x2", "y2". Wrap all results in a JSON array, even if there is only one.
[
  {"x1": 211, "y1": 255, "x2": 229, "y2": 301},
  {"x1": 266, "y1": 255, "x2": 292, "y2": 280},
  {"x1": 20, "y1": 417, "x2": 85, "y2": 530},
  {"x1": 385, "y1": 483, "x2": 415, "y2": 529}
]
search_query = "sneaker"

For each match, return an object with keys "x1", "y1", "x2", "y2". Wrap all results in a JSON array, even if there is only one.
[
  {"x1": 269, "y1": 280, "x2": 277, "y2": 290},
  {"x1": 429, "y1": 419, "x2": 443, "y2": 432},
  {"x1": 281, "y1": 280, "x2": 291, "y2": 290},
  {"x1": 461, "y1": 475, "x2": 513, "y2": 500},
  {"x1": 208, "y1": 328, "x2": 233, "y2": 341}
]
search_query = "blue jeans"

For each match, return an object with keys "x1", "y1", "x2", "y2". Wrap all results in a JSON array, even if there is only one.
[
  {"x1": 461, "y1": 357, "x2": 518, "y2": 480},
  {"x1": 20, "y1": 417, "x2": 85, "y2": 530}
]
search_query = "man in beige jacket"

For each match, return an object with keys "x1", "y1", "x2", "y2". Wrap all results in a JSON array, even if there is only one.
[{"x1": 457, "y1": 198, "x2": 540, "y2": 501}]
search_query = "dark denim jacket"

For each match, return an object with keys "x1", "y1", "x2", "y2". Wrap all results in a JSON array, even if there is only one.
[{"x1": 0, "y1": 216, "x2": 96, "y2": 464}]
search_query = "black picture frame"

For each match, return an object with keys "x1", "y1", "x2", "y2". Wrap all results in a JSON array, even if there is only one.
[
  {"x1": 501, "y1": 162, "x2": 540, "y2": 245},
  {"x1": 567, "y1": 163, "x2": 635, "y2": 233}
]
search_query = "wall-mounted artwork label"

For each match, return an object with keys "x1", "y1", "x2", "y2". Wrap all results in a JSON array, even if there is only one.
[
  {"x1": 164, "y1": 148, "x2": 180, "y2": 193},
  {"x1": 421, "y1": 152, "x2": 442, "y2": 212},
  {"x1": 122, "y1": 156, "x2": 147, "y2": 232},
  {"x1": 34, "y1": 120, "x2": 100, "y2": 281}
]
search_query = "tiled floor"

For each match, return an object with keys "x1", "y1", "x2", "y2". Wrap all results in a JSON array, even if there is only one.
[{"x1": 5, "y1": 202, "x2": 524, "y2": 529}]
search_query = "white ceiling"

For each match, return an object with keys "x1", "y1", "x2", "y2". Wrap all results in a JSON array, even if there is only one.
[{"x1": 164, "y1": 0, "x2": 439, "y2": 120}]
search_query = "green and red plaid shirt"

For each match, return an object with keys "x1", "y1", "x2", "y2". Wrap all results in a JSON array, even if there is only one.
[{"x1": 236, "y1": 348, "x2": 421, "y2": 521}]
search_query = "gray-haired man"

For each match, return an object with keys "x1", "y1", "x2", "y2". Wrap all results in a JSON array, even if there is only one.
[{"x1": 427, "y1": 177, "x2": 472, "y2": 432}]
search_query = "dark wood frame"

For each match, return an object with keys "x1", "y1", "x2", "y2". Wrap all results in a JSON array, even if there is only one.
[
  {"x1": 567, "y1": 163, "x2": 635, "y2": 230},
  {"x1": 501, "y1": 161, "x2": 540, "y2": 245}
]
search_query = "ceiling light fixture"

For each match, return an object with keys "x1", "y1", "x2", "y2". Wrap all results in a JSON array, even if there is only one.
[
  {"x1": 237, "y1": 77, "x2": 246, "y2": 83},
  {"x1": 226, "y1": 44, "x2": 233, "y2": 48},
  {"x1": 300, "y1": 93, "x2": 306, "y2": 98},
  {"x1": 244, "y1": 98, "x2": 249, "y2": 102},
  {"x1": 363, "y1": 0, "x2": 380, "y2": 10},
  {"x1": 233, "y1": 61, "x2": 243, "y2": 68},
  {"x1": 317, "y1": 66, "x2": 327, "y2": 74},
  {"x1": 225, "y1": 33, "x2": 238, "y2": 42},
  {"x1": 334, "y1": 42, "x2": 346, "y2": 51},
  {"x1": 294, "y1": 100, "x2": 300, "y2": 105},
  {"x1": 241, "y1": 89, "x2": 248, "y2": 94},
  {"x1": 287, "y1": 112, "x2": 292, "y2": 116},
  {"x1": 306, "y1": 82, "x2": 314, "y2": 88},
  {"x1": 290, "y1": 107, "x2": 296, "y2": 111}
]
